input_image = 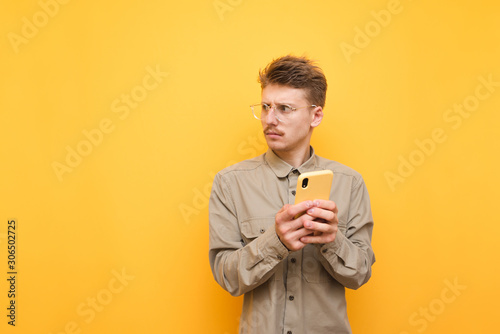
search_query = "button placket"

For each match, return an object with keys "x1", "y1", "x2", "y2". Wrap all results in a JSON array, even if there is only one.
[
  {"x1": 284, "y1": 169, "x2": 301, "y2": 334},
  {"x1": 287, "y1": 169, "x2": 299, "y2": 205}
]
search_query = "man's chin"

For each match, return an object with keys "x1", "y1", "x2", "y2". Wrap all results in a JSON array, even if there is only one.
[{"x1": 266, "y1": 141, "x2": 288, "y2": 153}]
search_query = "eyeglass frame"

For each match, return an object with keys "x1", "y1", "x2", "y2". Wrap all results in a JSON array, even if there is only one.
[{"x1": 250, "y1": 102, "x2": 318, "y2": 122}]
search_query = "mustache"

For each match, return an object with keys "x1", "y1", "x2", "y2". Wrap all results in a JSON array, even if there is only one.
[{"x1": 263, "y1": 127, "x2": 284, "y2": 136}]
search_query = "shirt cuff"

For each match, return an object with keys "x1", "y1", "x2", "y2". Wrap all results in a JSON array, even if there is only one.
[
  {"x1": 318, "y1": 228, "x2": 346, "y2": 257},
  {"x1": 258, "y1": 226, "x2": 290, "y2": 261}
]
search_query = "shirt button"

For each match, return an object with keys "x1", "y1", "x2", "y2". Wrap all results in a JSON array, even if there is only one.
[
  {"x1": 291, "y1": 190, "x2": 296, "y2": 196},
  {"x1": 277, "y1": 254, "x2": 283, "y2": 260},
  {"x1": 322, "y1": 248, "x2": 328, "y2": 254},
  {"x1": 287, "y1": 331, "x2": 292, "y2": 334},
  {"x1": 291, "y1": 258, "x2": 296, "y2": 263},
  {"x1": 293, "y1": 169, "x2": 299, "y2": 174},
  {"x1": 289, "y1": 295, "x2": 294, "y2": 301},
  {"x1": 260, "y1": 228, "x2": 265, "y2": 233}
]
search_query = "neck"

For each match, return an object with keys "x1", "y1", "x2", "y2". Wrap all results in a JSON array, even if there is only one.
[{"x1": 273, "y1": 145, "x2": 311, "y2": 168}]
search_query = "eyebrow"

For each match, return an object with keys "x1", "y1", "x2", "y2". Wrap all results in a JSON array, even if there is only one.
[{"x1": 261, "y1": 101, "x2": 294, "y2": 106}]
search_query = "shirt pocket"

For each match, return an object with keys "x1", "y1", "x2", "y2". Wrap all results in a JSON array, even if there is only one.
[{"x1": 302, "y1": 245, "x2": 334, "y2": 283}]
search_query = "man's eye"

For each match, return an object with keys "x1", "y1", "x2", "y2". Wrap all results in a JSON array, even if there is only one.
[
  {"x1": 262, "y1": 104, "x2": 271, "y2": 111},
  {"x1": 279, "y1": 105, "x2": 293, "y2": 113}
]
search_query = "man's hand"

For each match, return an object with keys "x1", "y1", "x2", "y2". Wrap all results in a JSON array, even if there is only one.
[
  {"x1": 299, "y1": 199, "x2": 338, "y2": 245},
  {"x1": 275, "y1": 199, "x2": 338, "y2": 251}
]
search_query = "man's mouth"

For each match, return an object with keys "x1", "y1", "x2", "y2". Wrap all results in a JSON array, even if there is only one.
[{"x1": 264, "y1": 129, "x2": 283, "y2": 137}]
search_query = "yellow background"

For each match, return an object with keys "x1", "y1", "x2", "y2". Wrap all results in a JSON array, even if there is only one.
[{"x1": 1, "y1": 0, "x2": 499, "y2": 333}]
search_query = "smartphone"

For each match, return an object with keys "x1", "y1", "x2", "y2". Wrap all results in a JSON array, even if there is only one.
[{"x1": 294, "y1": 170, "x2": 333, "y2": 218}]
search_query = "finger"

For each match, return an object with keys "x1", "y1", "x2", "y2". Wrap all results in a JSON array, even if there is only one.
[
  {"x1": 302, "y1": 220, "x2": 335, "y2": 233},
  {"x1": 276, "y1": 211, "x2": 314, "y2": 236},
  {"x1": 305, "y1": 207, "x2": 337, "y2": 223},
  {"x1": 290, "y1": 213, "x2": 317, "y2": 231},
  {"x1": 311, "y1": 199, "x2": 338, "y2": 214},
  {"x1": 277, "y1": 226, "x2": 314, "y2": 251},
  {"x1": 281, "y1": 201, "x2": 314, "y2": 221},
  {"x1": 277, "y1": 204, "x2": 290, "y2": 214},
  {"x1": 287, "y1": 227, "x2": 315, "y2": 242},
  {"x1": 276, "y1": 204, "x2": 292, "y2": 225},
  {"x1": 300, "y1": 232, "x2": 337, "y2": 244}
]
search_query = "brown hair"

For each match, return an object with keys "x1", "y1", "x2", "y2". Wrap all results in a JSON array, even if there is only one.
[{"x1": 258, "y1": 55, "x2": 327, "y2": 107}]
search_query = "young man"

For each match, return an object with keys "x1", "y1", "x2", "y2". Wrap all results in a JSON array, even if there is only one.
[{"x1": 209, "y1": 55, "x2": 375, "y2": 334}]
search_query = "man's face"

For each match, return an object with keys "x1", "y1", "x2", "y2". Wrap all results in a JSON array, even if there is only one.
[{"x1": 260, "y1": 84, "x2": 323, "y2": 156}]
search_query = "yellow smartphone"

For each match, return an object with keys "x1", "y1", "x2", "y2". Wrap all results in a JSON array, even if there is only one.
[{"x1": 294, "y1": 170, "x2": 333, "y2": 217}]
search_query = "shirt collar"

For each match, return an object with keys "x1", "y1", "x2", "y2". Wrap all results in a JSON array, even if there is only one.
[{"x1": 264, "y1": 147, "x2": 317, "y2": 178}]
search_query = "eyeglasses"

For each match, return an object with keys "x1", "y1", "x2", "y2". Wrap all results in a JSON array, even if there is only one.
[{"x1": 250, "y1": 103, "x2": 317, "y2": 122}]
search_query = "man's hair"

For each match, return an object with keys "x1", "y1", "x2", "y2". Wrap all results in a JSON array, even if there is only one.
[{"x1": 258, "y1": 55, "x2": 327, "y2": 107}]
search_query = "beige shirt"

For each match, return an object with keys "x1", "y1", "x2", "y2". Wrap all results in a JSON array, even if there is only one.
[{"x1": 209, "y1": 148, "x2": 375, "y2": 334}]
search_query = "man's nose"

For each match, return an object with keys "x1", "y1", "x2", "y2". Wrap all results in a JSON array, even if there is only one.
[{"x1": 264, "y1": 106, "x2": 279, "y2": 124}]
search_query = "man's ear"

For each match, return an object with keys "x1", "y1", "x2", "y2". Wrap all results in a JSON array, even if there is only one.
[{"x1": 310, "y1": 106, "x2": 323, "y2": 128}]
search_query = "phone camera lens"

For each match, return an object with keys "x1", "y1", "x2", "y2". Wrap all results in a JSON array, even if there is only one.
[{"x1": 302, "y1": 178, "x2": 309, "y2": 188}]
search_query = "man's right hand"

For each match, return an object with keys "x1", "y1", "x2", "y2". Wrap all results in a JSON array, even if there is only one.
[{"x1": 275, "y1": 201, "x2": 316, "y2": 251}]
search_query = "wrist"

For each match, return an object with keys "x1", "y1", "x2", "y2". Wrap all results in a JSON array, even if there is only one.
[{"x1": 277, "y1": 234, "x2": 290, "y2": 251}]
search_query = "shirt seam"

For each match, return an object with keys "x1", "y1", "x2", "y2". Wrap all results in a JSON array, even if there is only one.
[{"x1": 346, "y1": 176, "x2": 364, "y2": 224}]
